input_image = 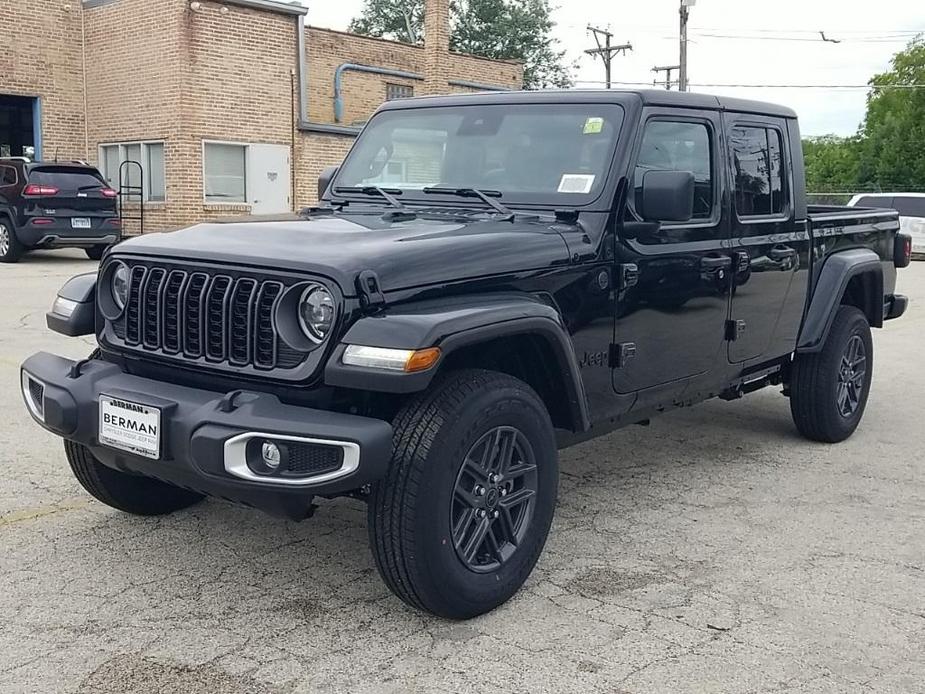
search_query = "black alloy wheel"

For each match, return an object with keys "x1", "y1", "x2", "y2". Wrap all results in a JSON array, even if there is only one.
[{"x1": 451, "y1": 426, "x2": 538, "y2": 573}]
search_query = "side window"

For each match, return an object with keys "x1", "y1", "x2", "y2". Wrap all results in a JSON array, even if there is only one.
[
  {"x1": 731, "y1": 126, "x2": 786, "y2": 217},
  {"x1": 893, "y1": 196, "x2": 925, "y2": 218},
  {"x1": 0, "y1": 166, "x2": 16, "y2": 187},
  {"x1": 635, "y1": 120, "x2": 714, "y2": 221}
]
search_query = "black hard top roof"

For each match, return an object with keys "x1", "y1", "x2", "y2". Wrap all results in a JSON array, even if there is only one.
[{"x1": 378, "y1": 88, "x2": 798, "y2": 119}]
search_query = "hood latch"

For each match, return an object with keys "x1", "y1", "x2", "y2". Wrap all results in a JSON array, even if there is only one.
[{"x1": 356, "y1": 270, "x2": 386, "y2": 312}]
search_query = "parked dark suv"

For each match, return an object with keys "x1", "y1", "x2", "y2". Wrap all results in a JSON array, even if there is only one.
[{"x1": 0, "y1": 159, "x2": 121, "y2": 262}]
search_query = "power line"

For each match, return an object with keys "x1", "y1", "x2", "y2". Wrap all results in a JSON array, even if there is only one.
[
  {"x1": 691, "y1": 32, "x2": 914, "y2": 43},
  {"x1": 572, "y1": 80, "x2": 925, "y2": 90}
]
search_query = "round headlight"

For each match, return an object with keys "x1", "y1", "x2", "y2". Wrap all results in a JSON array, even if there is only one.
[
  {"x1": 112, "y1": 263, "x2": 130, "y2": 310},
  {"x1": 298, "y1": 284, "x2": 336, "y2": 343}
]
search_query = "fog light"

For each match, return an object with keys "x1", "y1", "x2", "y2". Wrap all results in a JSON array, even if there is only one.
[{"x1": 261, "y1": 441, "x2": 282, "y2": 470}]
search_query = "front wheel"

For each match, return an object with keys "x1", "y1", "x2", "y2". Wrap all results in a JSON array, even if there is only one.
[
  {"x1": 368, "y1": 369, "x2": 558, "y2": 619},
  {"x1": 789, "y1": 305, "x2": 873, "y2": 443}
]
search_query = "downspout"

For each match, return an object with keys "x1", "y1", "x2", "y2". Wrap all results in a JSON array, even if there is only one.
[
  {"x1": 296, "y1": 14, "x2": 308, "y2": 123},
  {"x1": 333, "y1": 64, "x2": 423, "y2": 123}
]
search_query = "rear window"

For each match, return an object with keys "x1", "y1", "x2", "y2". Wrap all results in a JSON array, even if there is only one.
[
  {"x1": 892, "y1": 196, "x2": 925, "y2": 218},
  {"x1": 28, "y1": 167, "x2": 106, "y2": 191}
]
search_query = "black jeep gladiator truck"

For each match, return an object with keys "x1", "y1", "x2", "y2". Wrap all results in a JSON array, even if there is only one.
[{"x1": 21, "y1": 90, "x2": 910, "y2": 619}]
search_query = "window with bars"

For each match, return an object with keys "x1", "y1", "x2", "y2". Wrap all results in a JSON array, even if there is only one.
[{"x1": 386, "y1": 83, "x2": 414, "y2": 101}]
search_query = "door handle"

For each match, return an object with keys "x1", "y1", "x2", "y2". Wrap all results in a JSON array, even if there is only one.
[
  {"x1": 700, "y1": 256, "x2": 732, "y2": 270},
  {"x1": 769, "y1": 247, "x2": 796, "y2": 261}
]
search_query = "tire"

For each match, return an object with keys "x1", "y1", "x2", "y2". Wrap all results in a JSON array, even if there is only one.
[
  {"x1": 0, "y1": 217, "x2": 22, "y2": 263},
  {"x1": 64, "y1": 440, "x2": 204, "y2": 516},
  {"x1": 368, "y1": 369, "x2": 558, "y2": 619},
  {"x1": 85, "y1": 245, "x2": 108, "y2": 261},
  {"x1": 790, "y1": 305, "x2": 873, "y2": 443}
]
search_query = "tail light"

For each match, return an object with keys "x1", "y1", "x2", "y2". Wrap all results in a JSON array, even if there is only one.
[
  {"x1": 101, "y1": 188, "x2": 118, "y2": 198},
  {"x1": 31, "y1": 218, "x2": 54, "y2": 225},
  {"x1": 894, "y1": 233, "x2": 912, "y2": 268},
  {"x1": 106, "y1": 218, "x2": 121, "y2": 226},
  {"x1": 23, "y1": 184, "x2": 60, "y2": 196}
]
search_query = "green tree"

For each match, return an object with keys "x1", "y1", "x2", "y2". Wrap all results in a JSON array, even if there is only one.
[
  {"x1": 349, "y1": 0, "x2": 573, "y2": 89},
  {"x1": 802, "y1": 135, "x2": 862, "y2": 193},
  {"x1": 858, "y1": 36, "x2": 925, "y2": 191}
]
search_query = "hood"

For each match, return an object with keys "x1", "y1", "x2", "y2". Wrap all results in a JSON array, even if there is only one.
[{"x1": 114, "y1": 212, "x2": 572, "y2": 295}]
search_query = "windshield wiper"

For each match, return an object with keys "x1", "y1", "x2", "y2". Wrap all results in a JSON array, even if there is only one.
[
  {"x1": 334, "y1": 185, "x2": 405, "y2": 210},
  {"x1": 422, "y1": 187, "x2": 515, "y2": 221}
]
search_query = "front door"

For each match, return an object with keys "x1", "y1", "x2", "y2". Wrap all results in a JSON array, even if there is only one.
[
  {"x1": 247, "y1": 144, "x2": 291, "y2": 215},
  {"x1": 725, "y1": 115, "x2": 807, "y2": 363},
  {"x1": 613, "y1": 109, "x2": 732, "y2": 398}
]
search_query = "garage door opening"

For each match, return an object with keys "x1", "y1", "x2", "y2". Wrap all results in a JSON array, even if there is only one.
[{"x1": 0, "y1": 95, "x2": 40, "y2": 160}]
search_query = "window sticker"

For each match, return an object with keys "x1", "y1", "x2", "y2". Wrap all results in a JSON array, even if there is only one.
[
  {"x1": 583, "y1": 117, "x2": 605, "y2": 135},
  {"x1": 558, "y1": 174, "x2": 596, "y2": 194}
]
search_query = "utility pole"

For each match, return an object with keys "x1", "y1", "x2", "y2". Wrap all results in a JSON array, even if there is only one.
[
  {"x1": 585, "y1": 25, "x2": 633, "y2": 89},
  {"x1": 679, "y1": 0, "x2": 696, "y2": 91},
  {"x1": 652, "y1": 64, "x2": 680, "y2": 90}
]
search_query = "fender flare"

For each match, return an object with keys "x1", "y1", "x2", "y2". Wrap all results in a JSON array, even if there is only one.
[
  {"x1": 797, "y1": 248, "x2": 883, "y2": 353},
  {"x1": 324, "y1": 294, "x2": 591, "y2": 432}
]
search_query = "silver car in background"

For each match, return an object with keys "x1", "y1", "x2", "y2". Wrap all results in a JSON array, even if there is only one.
[{"x1": 849, "y1": 193, "x2": 925, "y2": 257}]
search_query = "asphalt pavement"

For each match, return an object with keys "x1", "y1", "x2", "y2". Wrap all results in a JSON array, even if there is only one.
[{"x1": 1, "y1": 250, "x2": 922, "y2": 693}]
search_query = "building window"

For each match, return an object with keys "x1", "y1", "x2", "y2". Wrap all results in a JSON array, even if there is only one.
[
  {"x1": 203, "y1": 142, "x2": 247, "y2": 203},
  {"x1": 386, "y1": 83, "x2": 414, "y2": 101},
  {"x1": 731, "y1": 126, "x2": 785, "y2": 217},
  {"x1": 99, "y1": 142, "x2": 166, "y2": 202}
]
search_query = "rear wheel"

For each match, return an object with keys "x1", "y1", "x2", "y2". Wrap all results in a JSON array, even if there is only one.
[
  {"x1": 790, "y1": 305, "x2": 873, "y2": 443},
  {"x1": 85, "y1": 245, "x2": 108, "y2": 261},
  {"x1": 368, "y1": 369, "x2": 558, "y2": 619},
  {"x1": 0, "y1": 218, "x2": 22, "y2": 263},
  {"x1": 65, "y1": 440, "x2": 204, "y2": 516}
]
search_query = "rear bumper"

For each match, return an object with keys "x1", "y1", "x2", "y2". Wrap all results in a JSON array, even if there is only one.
[
  {"x1": 20, "y1": 352, "x2": 393, "y2": 518},
  {"x1": 885, "y1": 294, "x2": 908, "y2": 321},
  {"x1": 18, "y1": 221, "x2": 119, "y2": 248}
]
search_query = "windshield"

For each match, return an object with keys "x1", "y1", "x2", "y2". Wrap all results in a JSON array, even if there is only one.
[{"x1": 335, "y1": 103, "x2": 625, "y2": 205}]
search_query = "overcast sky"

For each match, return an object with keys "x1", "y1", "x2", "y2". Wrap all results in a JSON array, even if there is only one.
[{"x1": 303, "y1": 0, "x2": 925, "y2": 137}]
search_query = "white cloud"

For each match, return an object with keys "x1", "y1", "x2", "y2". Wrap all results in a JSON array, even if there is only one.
[{"x1": 301, "y1": 0, "x2": 925, "y2": 135}]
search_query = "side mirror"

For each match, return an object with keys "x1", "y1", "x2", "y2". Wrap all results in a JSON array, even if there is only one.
[
  {"x1": 318, "y1": 165, "x2": 339, "y2": 200},
  {"x1": 639, "y1": 170, "x2": 695, "y2": 223}
]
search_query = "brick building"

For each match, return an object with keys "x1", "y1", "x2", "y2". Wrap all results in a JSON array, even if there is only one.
[{"x1": 0, "y1": 0, "x2": 522, "y2": 231}]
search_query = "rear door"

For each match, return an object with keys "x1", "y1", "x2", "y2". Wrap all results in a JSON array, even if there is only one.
[
  {"x1": 24, "y1": 166, "x2": 116, "y2": 227},
  {"x1": 614, "y1": 108, "x2": 732, "y2": 397},
  {"x1": 725, "y1": 115, "x2": 809, "y2": 363}
]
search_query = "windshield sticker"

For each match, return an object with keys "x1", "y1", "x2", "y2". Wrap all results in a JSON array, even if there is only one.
[
  {"x1": 583, "y1": 117, "x2": 605, "y2": 135},
  {"x1": 558, "y1": 174, "x2": 596, "y2": 194}
]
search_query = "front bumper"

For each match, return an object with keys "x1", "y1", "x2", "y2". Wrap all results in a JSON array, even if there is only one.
[{"x1": 21, "y1": 352, "x2": 393, "y2": 518}]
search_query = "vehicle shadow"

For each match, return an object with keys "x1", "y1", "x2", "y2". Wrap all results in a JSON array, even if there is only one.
[{"x1": 61, "y1": 393, "x2": 804, "y2": 624}]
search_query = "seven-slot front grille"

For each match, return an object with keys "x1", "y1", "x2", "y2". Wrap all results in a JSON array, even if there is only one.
[{"x1": 119, "y1": 264, "x2": 287, "y2": 370}]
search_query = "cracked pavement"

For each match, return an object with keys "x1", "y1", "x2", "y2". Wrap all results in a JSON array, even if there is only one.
[{"x1": 1, "y1": 250, "x2": 923, "y2": 693}]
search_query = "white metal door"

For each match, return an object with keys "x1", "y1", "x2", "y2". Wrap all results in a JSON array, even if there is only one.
[{"x1": 247, "y1": 144, "x2": 291, "y2": 214}]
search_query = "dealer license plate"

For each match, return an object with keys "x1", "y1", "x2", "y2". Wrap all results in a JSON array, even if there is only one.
[
  {"x1": 98, "y1": 396, "x2": 161, "y2": 459},
  {"x1": 71, "y1": 218, "x2": 92, "y2": 229}
]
